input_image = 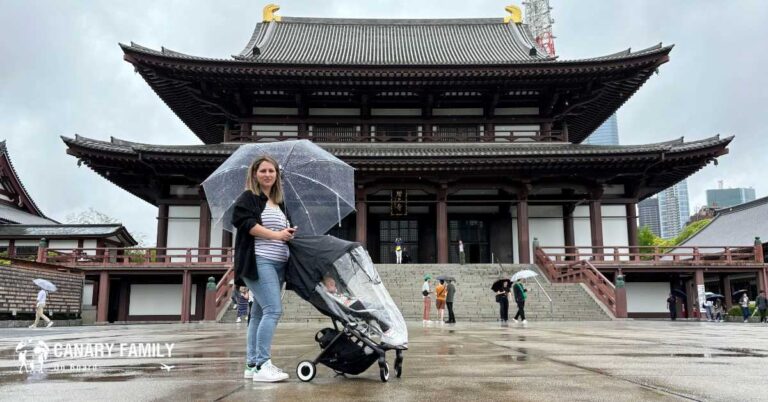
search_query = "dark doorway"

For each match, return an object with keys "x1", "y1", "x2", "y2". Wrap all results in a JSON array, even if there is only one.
[
  {"x1": 379, "y1": 220, "x2": 419, "y2": 263},
  {"x1": 449, "y1": 219, "x2": 490, "y2": 263}
]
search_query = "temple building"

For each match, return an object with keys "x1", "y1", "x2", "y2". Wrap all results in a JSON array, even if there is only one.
[{"x1": 59, "y1": 6, "x2": 746, "y2": 321}]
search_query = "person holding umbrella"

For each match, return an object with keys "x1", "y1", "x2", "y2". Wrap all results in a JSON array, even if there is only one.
[
  {"x1": 738, "y1": 292, "x2": 750, "y2": 323},
  {"x1": 492, "y1": 279, "x2": 510, "y2": 323},
  {"x1": 232, "y1": 155, "x2": 296, "y2": 382},
  {"x1": 445, "y1": 279, "x2": 457, "y2": 324},
  {"x1": 435, "y1": 279, "x2": 447, "y2": 324},
  {"x1": 29, "y1": 279, "x2": 55, "y2": 328},
  {"x1": 512, "y1": 279, "x2": 528, "y2": 324}
]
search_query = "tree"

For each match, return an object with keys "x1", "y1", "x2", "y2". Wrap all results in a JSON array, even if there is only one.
[{"x1": 65, "y1": 207, "x2": 118, "y2": 224}]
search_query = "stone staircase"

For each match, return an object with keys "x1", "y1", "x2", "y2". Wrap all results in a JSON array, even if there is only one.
[{"x1": 221, "y1": 264, "x2": 612, "y2": 322}]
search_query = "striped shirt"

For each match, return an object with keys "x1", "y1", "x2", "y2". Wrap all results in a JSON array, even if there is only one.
[{"x1": 254, "y1": 205, "x2": 290, "y2": 262}]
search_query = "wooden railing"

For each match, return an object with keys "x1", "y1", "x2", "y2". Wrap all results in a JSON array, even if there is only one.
[
  {"x1": 36, "y1": 247, "x2": 234, "y2": 267},
  {"x1": 537, "y1": 245, "x2": 759, "y2": 265},
  {"x1": 534, "y1": 247, "x2": 618, "y2": 316},
  {"x1": 214, "y1": 267, "x2": 235, "y2": 321},
  {"x1": 228, "y1": 129, "x2": 567, "y2": 143}
]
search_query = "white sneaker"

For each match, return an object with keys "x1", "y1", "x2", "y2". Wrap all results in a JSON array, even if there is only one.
[
  {"x1": 522, "y1": 320, "x2": 528, "y2": 325},
  {"x1": 46, "y1": 322, "x2": 54, "y2": 328},
  {"x1": 236, "y1": 317, "x2": 242, "y2": 323},
  {"x1": 512, "y1": 319, "x2": 518, "y2": 324},
  {"x1": 28, "y1": 324, "x2": 35, "y2": 329},
  {"x1": 252, "y1": 360, "x2": 289, "y2": 382}
]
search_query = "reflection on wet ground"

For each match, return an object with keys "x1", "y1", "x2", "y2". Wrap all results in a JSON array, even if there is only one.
[{"x1": 1, "y1": 321, "x2": 767, "y2": 401}]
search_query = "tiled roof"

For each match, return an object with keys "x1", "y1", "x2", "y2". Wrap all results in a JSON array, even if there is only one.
[
  {"x1": 62, "y1": 134, "x2": 731, "y2": 159},
  {"x1": 234, "y1": 17, "x2": 550, "y2": 65},
  {"x1": 0, "y1": 224, "x2": 137, "y2": 246},
  {"x1": 678, "y1": 196, "x2": 768, "y2": 247},
  {"x1": 0, "y1": 204, "x2": 57, "y2": 225},
  {"x1": 0, "y1": 141, "x2": 55, "y2": 221}
]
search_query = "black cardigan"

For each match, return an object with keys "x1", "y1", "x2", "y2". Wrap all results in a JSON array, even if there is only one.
[{"x1": 230, "y1": 190, "x2": 290, "y2": 286}]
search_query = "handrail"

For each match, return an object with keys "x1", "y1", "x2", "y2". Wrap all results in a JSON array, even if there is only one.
[
  {"x1": 36, "y1": 247, "x2": 234, "y2": 267},
  {"x1": 214, "y1": 267, "x2": 235, "y2": 321},
  {"x1": 497, "y1": 252, "x2": 554, "y2": 319},
  {"x1": 229, "y1": 129, "x2": 567, "y2": 144},
  {"x1": 538, "y1": 244, "x2": 759, "y2": 265}
]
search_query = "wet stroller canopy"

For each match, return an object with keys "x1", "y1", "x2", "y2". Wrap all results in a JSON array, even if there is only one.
[{"x1": 287, "y1": 235, "x2": 408, "y2": 347}]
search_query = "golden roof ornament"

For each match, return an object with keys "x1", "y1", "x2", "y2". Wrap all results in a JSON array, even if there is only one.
[
  {"x1": 263, "y1": 4, "x2": 281, "y2": 22},
  {"x1": 504, "y1": 5, "x2": 522, "y2": 24}
]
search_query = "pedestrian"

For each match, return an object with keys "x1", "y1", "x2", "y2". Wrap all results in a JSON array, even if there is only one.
[
  {"x1": 704, "y1": 299, "x2": 714, "y2": 322},
  {"x1": 756, "y1": 291, "x2": 767, "y2": 323},
  {"x1": 446, "y1": 279, "x2": 457, "y2": 324},
  {"x1": 232, "y1": 155, "x2": 296, "y2": 382},
  {"x1": 395, "y1": 237, "x2": 403, "y2": 264},
  {"x1": 422, "y1": 275, "x2": 432, "y2": 324},
  {"x1": 739, "y1": 293, "x2": 750, "y2": 323},
  {"x1": 512, "y1": 279, "x2": 528, "y2": 324},
  {"x1": 495, "y1": 279, "x2": 510, "y2": 323},
  {"x1": 713, "y1": 299, "x2": 724, "y2": 322},
  {"x1": 29, "y1": 288, "x2": 53, "y2": 328},
  {"x1": 435, "y1": 279, "x2": 447, "y2": 324},
  {"x1": 458, "y1": 240, "x2": 465, "y2": 265},
  {"x1": 667, "y1": 294, "x2": 677, "y2": 321},
  {"x1": 235, "y1": 287, "x2": 249, "y2": 323}
]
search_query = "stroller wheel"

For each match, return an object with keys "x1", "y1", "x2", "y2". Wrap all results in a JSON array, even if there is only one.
[
  {"x1": 378, "y1": 361, "x2": 389, "y2": 382},
  {"x1": 297, "y1": 360, "x2": 316, "y2": 382}
]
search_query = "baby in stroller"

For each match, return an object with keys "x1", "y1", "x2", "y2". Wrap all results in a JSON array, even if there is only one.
[
  {"x1": 287, "y1": 235, "x2": 407, "y2": 382},
  {"x1": 318, "y1": 274, "x2": 399, "y2": 344}
]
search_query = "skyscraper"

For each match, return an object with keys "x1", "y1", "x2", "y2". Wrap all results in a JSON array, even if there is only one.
[
  {"x1": 706, "y1": 187, "x2": 756, "y2": 208},
  {"x1": 583, "y1": 114, "x2": 619, "y2": 145},
  {"x1": 658, "y1": 180, "x2": 690, "y2": 239},
  {"x1": 638, "y1": 197, "x2": 661, "y2": 236}
]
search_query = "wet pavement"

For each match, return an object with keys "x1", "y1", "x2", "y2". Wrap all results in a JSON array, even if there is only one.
[{"x1": 1, "y1": 320, "x2": 767, "y2": 401}]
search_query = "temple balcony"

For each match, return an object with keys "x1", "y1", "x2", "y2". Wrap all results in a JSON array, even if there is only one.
[{"x1": 226, "y1": 128, "x2": 567, "y2": 143}]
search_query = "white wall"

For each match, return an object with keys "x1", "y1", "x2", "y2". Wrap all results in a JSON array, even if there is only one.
[
  {"x1": 573, "y1": 206, "x2": 593, "y2": 256},
  {"x1": 528, "y1": 205, "x2": 565, "y2": 262},
  {"x1": 602, "y1": 205, "x2": 629, "y2": 261},
  {"x1": 168, "y1": 206, "x2": 200, "y2": 261},
  {"x1": 209, "y1": 218, "x2": 224, "y2": 262},
  {"x1": 83, "y1": 240, "x2": 97, "y2": 256},
  {"x1": 128, "y1": 284, "x2": 197, "y2": 316},
  {"x1": 48, "y1": 239, "x2": 78, "y2": 251},
  {"x1": 82, "y1": 282, "x2": 94, "y2": 306},
  {"x1": 626, "y1": 282, "x2": 669, "y2": 313}
]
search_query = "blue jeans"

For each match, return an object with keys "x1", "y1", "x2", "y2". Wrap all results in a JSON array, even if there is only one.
[{"x1": 242, "y1": 256, "x2": 286, "y2": 366}]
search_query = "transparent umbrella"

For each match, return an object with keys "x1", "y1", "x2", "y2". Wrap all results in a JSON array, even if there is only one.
[
  {"x1": 202, "y1": 140, "x2": 355, "y2": 236},
  {"x1": 511, "y1": 269, "x2": 538, "y2": 282},
  {"x1": 33, "y1": 279, "x2": 57, "y2": 292}
]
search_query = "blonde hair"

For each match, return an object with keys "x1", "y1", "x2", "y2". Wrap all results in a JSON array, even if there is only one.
[{"x1": 245, "y1": 155, "x2": 284, "y2": 204}]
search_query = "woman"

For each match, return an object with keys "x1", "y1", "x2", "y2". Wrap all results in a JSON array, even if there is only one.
[
  {"x1": 422, "y1": 275, "x2": 432, "y2": 324},
  {"x1": 235, "y1": 287, "x2": 249, "y2": 323},
  {"x1": 496, "y1": 280, "x2": 510, "y2": 323},
  {"x1": 740, "y1": 293, "x2": 750, "y2": 323},
  {"x1": 232, "y1": 155, "x2": 296, "y2": 383},
  {"x1": 435, "y1": 279, "x2": 447, "y2": 323}
]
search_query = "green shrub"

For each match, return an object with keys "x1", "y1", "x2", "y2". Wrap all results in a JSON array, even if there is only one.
[{"x1": 728, "y1": 302, "x2": 756, "y2": 316}]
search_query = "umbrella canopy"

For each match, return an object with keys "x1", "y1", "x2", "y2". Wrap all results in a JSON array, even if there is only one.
[
  {"x1": 436, "y1": 275, "x2": 456, "y2": 282},
  {"x1": 33, "y1": 279, "x2": 57, "y2": 292},
  {"x1": 671, "y1": 289, "x2": 686, "y2": 298},
  {"x1": 491, "y1": 279, "x2": 510, "y2": 292},
  {"x1": 202, "y1": 140, "x2": 355, "y2": 236},
  {"x1": 732, "y1": 289, "x2": 748, "y2": 298},
  {"x1": 511, "y1": 269, "x2": 538, "y2": 282},
  {"x1": 705, "y1": 293, "x2": 725, "y2": 300}
]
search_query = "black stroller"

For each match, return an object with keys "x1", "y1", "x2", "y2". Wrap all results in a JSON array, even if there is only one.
[{"x1": 287, "y1": 235, "x2": 408, "y2": 382}]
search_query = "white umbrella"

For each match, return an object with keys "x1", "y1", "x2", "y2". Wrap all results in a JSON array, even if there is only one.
[
  {"x1": 33, "y1": 278, "x2": 57, "y2": 292},
  {"x1": 511, "y1": 270, "x2": 538, "y2": 282}
]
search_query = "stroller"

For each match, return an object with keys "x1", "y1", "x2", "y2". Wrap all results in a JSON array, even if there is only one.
[{"x1": 287, "y1": 235, "x2": 408, "y2": 382}]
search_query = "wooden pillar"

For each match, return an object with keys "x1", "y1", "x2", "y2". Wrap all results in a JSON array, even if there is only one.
[
  {"x1": 694, "y1": 270, "x2": 705, "y2": 320},
  {"x1": 721, "y1": 275, "x2": 732, "y2": 309},
  {"x1": 96, "y1": 271, "x2": 110, "y2": 324},
  {"x1": 117, "y1": 280, "x2": 129, "y2": 322},
  {"x1": 563, "y1": 204, "x2": 576, "y2": 260},
  {"x1": 517, "y1": 195, "x2": 530, "y2": 264},
  {"x1": 222, "y1": 230, "x2": 233, "y2": 263},
  {"x1": 180, "y1": 270, "x2": 192, "y2": 323},
  {"x1": 758, "y1": 269, "x2": 768, "y2": 294},
  {"x1": 240, "y1": 122, "x2": 252, "y2": 141},
  {"x1": 626, "y1": 203, "x2": 639, "y2": 260},
  {"x1": 436, "y1": 185, "x2": 449, "y2": 264},
  {"x1": 198, "y1": 200, "x2": 211, "y2": 263},
  {"x1": 589, "y1": 187, "x2": 604, "y2": 261},
  {"x1": 355, "y1": 186, "x2": 367, "y2": 247},
  {"x1": 157, "y1": 204, "x2": 169, "y2": 262}
]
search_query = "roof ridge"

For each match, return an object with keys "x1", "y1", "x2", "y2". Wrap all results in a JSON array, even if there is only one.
[
  {"x1": 278, "y1": 16, "x2": 510, "y2": 25},
  {"x1": 715, "y1": 194, "x2": 768, "y2": 216}
]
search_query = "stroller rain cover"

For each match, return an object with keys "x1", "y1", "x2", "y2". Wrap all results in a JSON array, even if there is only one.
[{"x1": 287, "y1": 235, "x2": 408, "y2": 347}]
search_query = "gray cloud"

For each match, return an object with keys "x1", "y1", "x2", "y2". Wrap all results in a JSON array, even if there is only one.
[{"x1": 1, "y1": 1, "x2": 764, "y2": 244}]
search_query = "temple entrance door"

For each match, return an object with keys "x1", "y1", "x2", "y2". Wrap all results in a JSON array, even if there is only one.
[
  {"x1": 379, "y1": 220, "x2": 419, "y2": 263},
  {"x1": 449, "y1": 219, "x2": 490, "y2": 263}
]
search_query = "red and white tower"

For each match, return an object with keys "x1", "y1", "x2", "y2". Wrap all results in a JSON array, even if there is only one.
[{"x1": 523, "y1": 0, "x2": 556, "y2": 56}]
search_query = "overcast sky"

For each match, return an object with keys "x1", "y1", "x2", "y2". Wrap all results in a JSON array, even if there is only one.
[{"x1": 1, "y1": 1, "x2": 766, "y2": 245}]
